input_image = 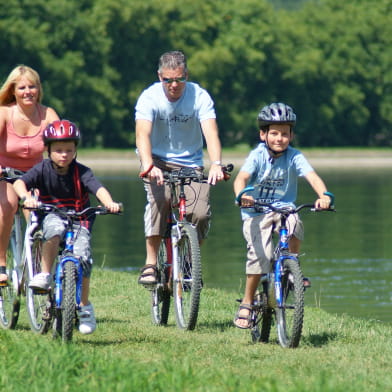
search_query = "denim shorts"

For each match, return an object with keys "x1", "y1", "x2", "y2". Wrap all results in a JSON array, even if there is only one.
[{"x1": 42, "y1": 213, "x2": 93, "y2": 277}]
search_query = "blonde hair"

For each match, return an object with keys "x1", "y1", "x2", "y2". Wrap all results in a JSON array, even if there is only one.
[{"x1": 0, "y1": 65, "x2": 43, "y2": 105}]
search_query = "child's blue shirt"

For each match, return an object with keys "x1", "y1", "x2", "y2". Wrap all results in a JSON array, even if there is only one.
[{"x1": 239, "y1": 143, "x2": 314, "y2": 220}]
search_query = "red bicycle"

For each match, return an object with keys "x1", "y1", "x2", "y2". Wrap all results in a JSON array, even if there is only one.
[{"x1": 143, "y1": 164, "x2": 233, "y2": 330}]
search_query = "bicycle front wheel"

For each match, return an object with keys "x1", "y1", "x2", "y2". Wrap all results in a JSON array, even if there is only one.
[
  {"x1": 173, "y1": 223, "x2": 202, "y2": 330},
  {"x1": 61, "y1": 261, "x2": 77, "y2": 342},
  {"x1": 0, "y1": 239, "x2": 20, "y2": 329},
  {"x1": 275, "y1": 258, "x2": 304, "y2": 348},
  {"x1": 151, "y1": 239, "x2": 170, "y2": 325},
  {"x1": 26, "y1": 231, "x2": 51, "y2": 334}
]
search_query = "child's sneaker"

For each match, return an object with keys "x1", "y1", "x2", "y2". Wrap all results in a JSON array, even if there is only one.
[
  {"x1": 77, "y1": 303, "x2": 96, "y2": 334},
  {"x1": 29, "y1": 273, "x2": 51, "y2": 291}
]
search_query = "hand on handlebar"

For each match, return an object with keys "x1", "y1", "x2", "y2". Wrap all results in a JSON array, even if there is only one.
[
  {"x1": 314, "y1": 197, "x2": 331, "y2": 210},
  {"x1": 208, "y1": 164, "x2": 224, "y2": 185},
  {"x1": 21, "y1": 195, "x2": 40, "y2": 209},
  {"x1": 238, "y1": 194, "x2": 254, "y2": 207},
  {"x1": 103, "y1": 201, "x2": 122, "y2": 214},
  {"x1": 139, "y1": 164, "x2": 164, "y2": 186}
]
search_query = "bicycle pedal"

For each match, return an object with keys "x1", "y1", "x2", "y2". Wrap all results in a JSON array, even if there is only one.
[
  {"x1": 142, "y1": 283, "x2": 157, "y2": 291},
  {"x1": 32, "y1": 288, "x2": 50, "y2": 294}
]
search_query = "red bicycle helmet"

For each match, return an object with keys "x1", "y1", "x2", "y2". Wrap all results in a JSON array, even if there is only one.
[{"x1": 43, "y1": 120, "x2": 80, "y2": 145}]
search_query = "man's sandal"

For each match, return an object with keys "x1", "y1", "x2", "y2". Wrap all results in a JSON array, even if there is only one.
[
  {"x1": 138, "y1": 264, "x2": 158, "y2": 285},
  {"x1": 0, "y1": 266, "x2": 8, "y2": 286},
  {"x1": 233, "y1": 303, "x2": 253, "y2": 329}
]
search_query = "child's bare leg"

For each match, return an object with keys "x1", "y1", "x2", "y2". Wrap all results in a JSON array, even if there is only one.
[
  {"x1": 234, "y1": 274, "x2": 261, "y2": 328},
  {"x1": 289, "y1": 236, "x2": 310, "y2": 286},
  {"x1": 41, "y1": 236, "x2": 61, "y2": 274},
  {"x1": 81, "y1": 277, "x2": 90, "y2": 306},
  {"x1": 289, "y1": 235, "x2": 301, "y2": 254}
]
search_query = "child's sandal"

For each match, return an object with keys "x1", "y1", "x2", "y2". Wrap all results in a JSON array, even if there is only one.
[
  {"x1": 233, "y1": 303, "x2": 253, "y2": 329},
  {"x1": 0, "y1": 266, "x2": 8, "y2": 286},
  {"x1": 137, "y1": 264, "x2": 158, "y2": 285}
]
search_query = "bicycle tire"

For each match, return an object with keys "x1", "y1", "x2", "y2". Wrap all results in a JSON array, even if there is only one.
[
  {"x1": 61, "y1": 261, "x2": 77, "y2": 342},
  {"x1": 275, "y1": 258, "x2": 304, "y2": 348},
  {"x1": 251, "y1": 283, "x2": 273, "y2": 343},
  {"x1": 0, "y1": 237, "x2": 20, "y2": 329},
  {"x1": 151, "y1": 239, "x2": 170, "y2": 325},
  {"x1": 25, "y1": 231, "x2": 51, "y2": 334},
  {"x1": 173, "y1": 223, "x2": 202, "y2": 330}
]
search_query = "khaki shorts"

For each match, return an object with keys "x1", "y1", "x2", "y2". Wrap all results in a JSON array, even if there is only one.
[
  {"x1": 242, "y1": 212, "x2": 304, "y2": 275},
  {"x1": 143, "y1": 159, "x2": 211, "y2": 241}
]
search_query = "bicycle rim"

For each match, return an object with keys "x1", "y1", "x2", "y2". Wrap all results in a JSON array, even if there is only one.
[
  {"x1": 251, "y1": 285, "x2": 273, "y2": 343},
  {"x1": 275, "y1": 258, "x2": 304, "y2": 348},
  {"x1": 151, "y1": 239, "x2": 170, "y2": 325},
  {"x1": 26, "y1": 232, "x2": 51, "y2": 334},
  {"x1": 62, "y1": 261, "x2": 77, "y2": 342},
  {"x1": 173, "y1": 223, "x2": 202, "y2": 330},
  {"x1": 0, "y1": 237, "x2": 21, "y2": 329}
]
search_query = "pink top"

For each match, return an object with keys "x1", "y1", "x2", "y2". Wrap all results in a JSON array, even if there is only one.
[{"x1": 0, "y1": 105, "x2": 46, "y2": 172}]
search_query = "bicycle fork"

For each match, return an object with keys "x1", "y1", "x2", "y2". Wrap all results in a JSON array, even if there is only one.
[{"x1": 55, "y1": 231, "x2": 83, "y2": 309}]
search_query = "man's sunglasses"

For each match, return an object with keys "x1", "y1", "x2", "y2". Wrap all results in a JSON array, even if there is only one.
[{"x1": 161, "y1": 77, "x2": 186, "y2": 84}]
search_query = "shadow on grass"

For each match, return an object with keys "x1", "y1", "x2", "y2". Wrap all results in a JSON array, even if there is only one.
[
  {"x1": 302, "y1": 332, "x2": 338, "y2": 347},
  {"x1": 197, "y1": 319, "x2": 234, "y2": 332}
]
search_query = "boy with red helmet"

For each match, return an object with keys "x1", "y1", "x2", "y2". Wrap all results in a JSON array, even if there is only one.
[{"x1": 13, "y1": 120, "x2": 121, "y2": 334}]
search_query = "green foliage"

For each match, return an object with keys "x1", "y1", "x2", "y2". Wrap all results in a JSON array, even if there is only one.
[{"x1": 1, "y1": 0, "x2": 391, "y2": 147}]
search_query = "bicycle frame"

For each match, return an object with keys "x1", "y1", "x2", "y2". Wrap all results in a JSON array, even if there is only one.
[
  {"x1": 54, "y1": 228, "x2": 83, "y2": 309},
  {"x1": 273, "y1": 216, "x2": 298, "y2": 307},
  {"x1": 9, "y1": 208, "x2": 25, "y2": 290},
  {"x1": 168, "y1": 177, "x2": 190, "y2": 287}
]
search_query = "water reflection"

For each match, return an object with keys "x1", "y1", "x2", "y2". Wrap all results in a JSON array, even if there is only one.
[{"x1": 92, "y1": 168, "x2": 392, "y2": 324}]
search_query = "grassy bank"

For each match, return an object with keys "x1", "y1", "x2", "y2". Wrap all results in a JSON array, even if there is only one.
[{"x1": 1, "y1": 269, "x2": 391, "y2": 392}]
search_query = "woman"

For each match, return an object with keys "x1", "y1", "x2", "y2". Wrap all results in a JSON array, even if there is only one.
[{"x1": 0, "y1": 65, "x2": 59, "y2": 283}]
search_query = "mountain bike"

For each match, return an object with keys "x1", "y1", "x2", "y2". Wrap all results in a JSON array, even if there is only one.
[
  {"x1": 141, "y1": 164, "x2": 233, "y2": 330},
  {"x1": 24, "y1": 203, "x2": 122, "y2": 342},
  {"x1": 236, "y1": 186, "x2": 335, "y2": 348},
  {"x1": 0, "y1": 167, "x2": 26, "y2": 329}
]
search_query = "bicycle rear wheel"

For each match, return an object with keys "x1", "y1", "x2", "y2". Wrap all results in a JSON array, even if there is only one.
[
  {"x1": 173, "y1": 223, "x2": 202, "y2": 330},
  {"x1": 0, "y1": 237, "x2": 20, "y2": 329},
  {"x1": 151, "y1": 239, "x2": 170, "y2": 325},
  {"x1": 26, "y1": 231, "x2": 51, "y2": 334},
  {"x1": 275, "y1": 258, "x2": 304, "y2": 348},
  {"x1": 61, "y1": 261, "x2": 77, "y2": 342},
  {"x1": 251, "y1": 283, "x2": 273, "y2": 343}
]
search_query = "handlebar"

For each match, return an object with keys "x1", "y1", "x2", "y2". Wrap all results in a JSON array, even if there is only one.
[
  {"x1": 0, "y1": 167, "x2": 25, "y2": 181},
  {"x1": 23, "y1": 202, "x2": 124, "y2": 219},
  {"x1": 252, "y1": 201, "x2": 335, "y2": 214},
  {"x1": 236, "y1": 186, "x2": 335, "y2": 214},
  {"x1": 142, "y1": 163, "x2": 234, "y2": 183}
]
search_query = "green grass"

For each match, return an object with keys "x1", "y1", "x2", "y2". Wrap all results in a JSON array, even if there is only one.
[{"x1": 1, "y1": 269, "x2": 391, "y2": 391}]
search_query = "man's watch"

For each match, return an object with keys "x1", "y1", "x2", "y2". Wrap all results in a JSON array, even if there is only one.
[{"x1": 211, "y1": 160, "x2": 222, "y2": 166}]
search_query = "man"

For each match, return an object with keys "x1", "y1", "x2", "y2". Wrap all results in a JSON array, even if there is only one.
[{"x1": 135, "y1": 50, "x2": 224, "y2": 285}]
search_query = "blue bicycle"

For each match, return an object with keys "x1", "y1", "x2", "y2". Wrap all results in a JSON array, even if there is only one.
[
  {"x1": 237, "y1": 186, "x2": 335, "y2": 348},
  {"x1": 25, "y1": 203, "x2": 122, "y2": 342}
]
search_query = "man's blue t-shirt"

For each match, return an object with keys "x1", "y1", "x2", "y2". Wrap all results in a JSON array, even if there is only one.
[
  {"x1": 135, "y1": 82, "x2": 216, "y2": 167},
  {"x1": 239, "y1": 143, "x2": 314, "y2": 219}
]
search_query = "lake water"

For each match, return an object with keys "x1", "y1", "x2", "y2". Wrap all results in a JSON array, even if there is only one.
[{"x1": 91, "y1": 167, "x2": 392, "y2": 324}]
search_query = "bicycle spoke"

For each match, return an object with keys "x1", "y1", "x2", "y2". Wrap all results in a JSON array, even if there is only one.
[
  {"x1": 275, "y1": 258, "x2": 304, "y2": 348},
  {"x1": 151, "y1": 239, "x2": 170, "y2": 325},
  {"x1": 173, "y1": 224, "x2": 202, "y2": 330}
]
